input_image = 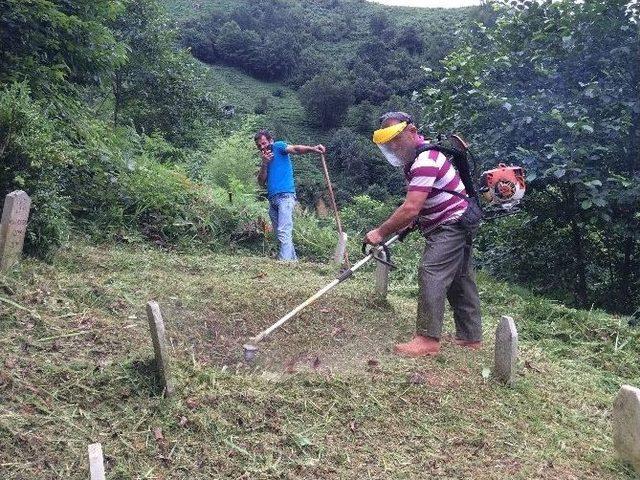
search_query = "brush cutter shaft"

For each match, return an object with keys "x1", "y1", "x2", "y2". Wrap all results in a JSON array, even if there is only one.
[
  {"x1": 251, "y1": 277, "x2": 340, "y2": 343},
  {"x1": 250, "y1": 234, "x2": 400, "y2": 344}
]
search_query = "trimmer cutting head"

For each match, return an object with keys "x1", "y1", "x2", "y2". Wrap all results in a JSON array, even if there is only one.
[{"x1": 243, "y1": 344, "x2": 258, "y2": 362}]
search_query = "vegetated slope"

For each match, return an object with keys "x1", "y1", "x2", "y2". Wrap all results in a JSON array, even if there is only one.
[
  {"x1": 167, "y1": 0, "x2": 474, "y2": 108},
  {"x1": 203, "y1": 64, "x2": 329, "y2": 145},
  {"x1": 0, "y1": 241, "x2": 638, "y2": 478},
  {"x1": 163, "y1": 0, "x2": 474, "y2": 208}
]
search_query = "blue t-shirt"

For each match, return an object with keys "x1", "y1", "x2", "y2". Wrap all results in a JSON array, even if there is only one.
[{"x1": 266, "y1": 140, "x2": 295, "y2": 197}]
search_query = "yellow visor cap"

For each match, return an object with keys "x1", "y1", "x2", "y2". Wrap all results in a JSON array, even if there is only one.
[{"x1": 372, "y1": 121, "x2": 407, "y2": 144}]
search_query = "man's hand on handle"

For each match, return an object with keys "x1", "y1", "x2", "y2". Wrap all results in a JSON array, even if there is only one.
[
  {"x1": 314, "y1": 144, "x2": 326, "y2": 154},
  {"x1": 364, "y1": 228, "x2": 384, "y2": 246}
]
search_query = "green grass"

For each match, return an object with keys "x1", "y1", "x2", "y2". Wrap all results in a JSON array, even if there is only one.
[
  {"x1": 1, "y1": 241, "x2": 638, "y2": 478},
  {"x1": 204, "y1": 63, "x2": 332, "y2": 146}
]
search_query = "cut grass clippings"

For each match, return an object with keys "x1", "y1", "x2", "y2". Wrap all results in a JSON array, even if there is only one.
[{"x1": 0, "y1": 240, "x2": 638, "y2": 478}]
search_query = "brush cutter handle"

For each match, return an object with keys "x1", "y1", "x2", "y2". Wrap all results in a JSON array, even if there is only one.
[
  {"x1": 361, "y1": 242, "x2": 395, "y2": 270},
  {"x1": 397, "y1": 222, "x2": 417, "y2": 242}
]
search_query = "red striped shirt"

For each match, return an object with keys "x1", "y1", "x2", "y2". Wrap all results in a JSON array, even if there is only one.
[{"x1": 405, "y1": 148, "x2": 468, "y2": 232}]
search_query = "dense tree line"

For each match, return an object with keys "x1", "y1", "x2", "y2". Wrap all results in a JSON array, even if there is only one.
[
  {"x1": 422, "y1": 0, "x2": 639, "y2": 312},
  {"x1": 179, "y1": 0, "x2": 471, "y2": 129},
  {"x1": 0, "y1": 0, "x2": 235, "y2": 256}
]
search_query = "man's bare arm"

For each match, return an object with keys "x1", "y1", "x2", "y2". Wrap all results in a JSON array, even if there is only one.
[
  {"x1": 285, "y1": 144, "x2": 326, "y2": 155},
  {"x1": 257, "y1": 149, "x2": 273, "y2": 187},
  {"x1": 364, "y1": 189, "x2": 429, "y2": 244}
]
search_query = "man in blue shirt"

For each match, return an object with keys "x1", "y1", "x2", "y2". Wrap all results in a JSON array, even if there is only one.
[{"x1": 254, "y1": 129, "x2": 326, "y2": 261}]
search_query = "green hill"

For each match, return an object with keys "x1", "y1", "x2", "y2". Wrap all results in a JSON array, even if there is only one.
[
  {"x1": 204, "y1": 64, "x2": 329, "y2": 145},
  {"x1": 0, "y1": 241, "x2": 638, "y2": 478}
]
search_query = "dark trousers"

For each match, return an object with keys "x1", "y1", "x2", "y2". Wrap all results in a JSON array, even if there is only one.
[{"x1": 416, "y1": 223, "x2": 482, "y2": 342}]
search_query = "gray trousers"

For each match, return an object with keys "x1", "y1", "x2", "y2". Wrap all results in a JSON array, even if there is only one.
[{"x1": 417, "y1": 222, "x2": 482, "y2": 341}]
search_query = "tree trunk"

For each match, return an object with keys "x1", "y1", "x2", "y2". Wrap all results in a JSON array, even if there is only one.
[
  {"x1": 620, "y1": 235, "x2": 634, "y2": 308},
  {"x1": 570, "y1": 218, "x2": 589, "y2": 307}
]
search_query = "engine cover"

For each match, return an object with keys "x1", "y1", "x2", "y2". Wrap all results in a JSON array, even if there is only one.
[{"x1": 479, "y1": 163, "x2": 526, "y2": 209}]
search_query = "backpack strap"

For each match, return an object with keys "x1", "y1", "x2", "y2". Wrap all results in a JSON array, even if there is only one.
[
  {"x1": 415, "y1": 143, "x2": 466, "y2": 160},
  {"x1": 413, "y1": 143, "x2": 477, "y2": 199},
  {"x1": 437, "y1": 187, "x2": 470, "y2": 202}
]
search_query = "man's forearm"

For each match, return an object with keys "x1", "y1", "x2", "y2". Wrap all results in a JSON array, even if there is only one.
[
  {"x1": 290, "y1": 145, "x2": 317, "y2": 154},
  {"x1": 378, "y1": 204, "x2": 420, "y2": 238},
  {"x1": 257, "y1": 164, "x2": 268, "y2": 187}
]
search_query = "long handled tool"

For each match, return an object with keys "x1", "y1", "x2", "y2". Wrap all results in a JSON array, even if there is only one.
[
  {"x1": 242, "y1": 234, "x2": 400, "y2": 361},
  {"x1": 319, "y1": 153, "x2": 349, "y2": 266}
]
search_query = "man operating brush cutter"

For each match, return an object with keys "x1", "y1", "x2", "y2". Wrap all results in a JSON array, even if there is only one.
[{"x1": 364, "y1": 112, "x2": 483, "y2": 357}]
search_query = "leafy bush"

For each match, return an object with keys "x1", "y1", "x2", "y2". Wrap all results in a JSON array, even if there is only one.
[
  {"x1": 202, "y1": 118, "x2": 261, "y2": 193},
  {"x1": 326, "y1": 127, "x2": 404, "y2": 201},
  {"x1": 254, "y1": 96, "x2": 269, "y2": 115},
  {"x1": 299, "y1": 71, "x2": 354, "y2": 129},
  {"x1": 342, "y1": 195, "x2": 395, "y2": 234},
  {"x1": 293, "y1": 212, "x2": 340, "y2": 260},
  {"x1": 0, "y1": 83, "x2": 72, "y2": 257}
]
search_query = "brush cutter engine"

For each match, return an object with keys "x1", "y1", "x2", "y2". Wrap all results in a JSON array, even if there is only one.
[{"x1": 479, "y1": 163, "x2": 526, "y2": 210}]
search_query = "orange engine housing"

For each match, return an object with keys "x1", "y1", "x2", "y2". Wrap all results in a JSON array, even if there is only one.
[{"x1": 479, "y1": 163, "x2": 526, "y2": 209}]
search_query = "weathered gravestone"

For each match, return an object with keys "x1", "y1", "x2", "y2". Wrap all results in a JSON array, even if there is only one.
[
  {"x1": 375, "y1": 249, "x2": 391, "y2": 298},
  {"x1": 613, "y1": 385, "x2": 640, "y2": 473},
  {"x1": 494, "y1": 315, "x2": 518, "y2": 385},
  {"x1": 88, "y1": 443, "x2": 106, "y2": 480},
  {"x1": 333, "y1": 232, "x2": 348, "y2": 265},
  {"x1": 0, "y1": 190, "x2": 31, "y2": 272},
  {"x1": 146, "y1": 301, "x2": 175, "y2": 396}
]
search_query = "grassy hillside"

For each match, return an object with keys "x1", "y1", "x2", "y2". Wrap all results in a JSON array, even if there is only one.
[
  {"x1": 1, "y1": 241, "x2": 638, "y2": 478},
  {"x1": 205, "y1": 64, "x2": 329, "y2": 146}
]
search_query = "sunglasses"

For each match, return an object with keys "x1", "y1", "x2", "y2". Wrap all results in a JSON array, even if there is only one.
[{"x1": 378, "y1": 112, "x2": 413, "y2": 126}]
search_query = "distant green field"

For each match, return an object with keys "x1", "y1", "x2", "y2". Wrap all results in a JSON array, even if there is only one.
[{"x1": 203, "y1": 64, "x2": 329, "y2": 145}]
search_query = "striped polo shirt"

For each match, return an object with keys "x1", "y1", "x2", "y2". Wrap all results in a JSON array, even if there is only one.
[{"x1": 404, "y1": 147, "x2": 468, "y2": 231}]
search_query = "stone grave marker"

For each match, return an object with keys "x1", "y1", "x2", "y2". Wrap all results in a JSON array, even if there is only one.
[
  {"x1": 0, "y1": 190, "x2": 31, "y2": 271},
  {"x1": 494, "y1": 315, "x2": 518, "y2": 385},
  {"x1": 613, "y1": 384, "x2": 640, "y2": 473},
  {"x1": 146, "y1": 301, "x2": 175, "y2": 396},
  {"x1": 333, "y1": 231, "x2": 348, "y2": 264},
  {"x1": 375, "y1": 249, "x2": 391, "y2": 298},
  {"x1": 88, "y1": 443, "x2": 106, "y2": 480}
]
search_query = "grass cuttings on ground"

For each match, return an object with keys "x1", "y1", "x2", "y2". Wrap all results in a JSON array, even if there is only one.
[{"x1": 0, "y1": 241, "x2": 638, "y2": 479}]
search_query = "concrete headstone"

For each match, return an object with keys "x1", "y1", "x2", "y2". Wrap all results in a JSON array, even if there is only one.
[
  {"x1": 0, "y1": 190, "x2": 31, "y2": 271},
  {"x1": 146, "y1": 301, "x2": 175, "y2": 396},
  {"x1": 494, "y1": 315, "x2": 518, "y2": 385},
  {"x1": 88, "y1": 443, "x2": 106, "y2": 480},
  {"x1": 375, "y1": 249, "x2": 390, "y2": 298},
  {"x1": 613, "y1": 384, "x2": 640, "y2": 473},
  {"x1": 333, "y1": 232, "x2": 348, "y2": 264}
]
